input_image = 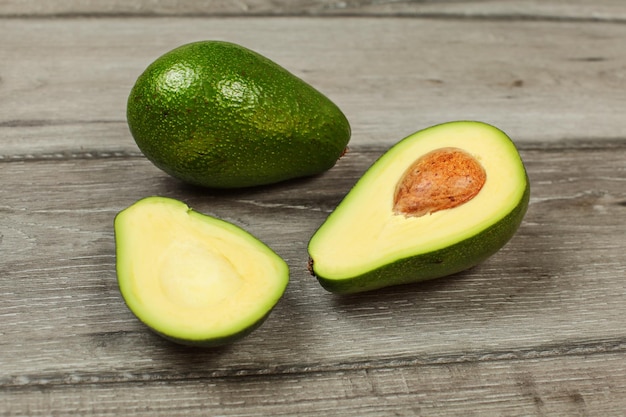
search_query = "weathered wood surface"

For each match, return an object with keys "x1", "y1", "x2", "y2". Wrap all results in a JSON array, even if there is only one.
[
  {"x1": 2, "y1": 143, "x2": 625, "y2": 416},
  {"x1": 2, "y1": 1, "x2": 626, "y2": 416},
  {"x1": 3, "y1": 16, "x2": 626, "y2": 156},
  {"x1": 2, "y1": 0, "x2": 626, "y2": 20}
]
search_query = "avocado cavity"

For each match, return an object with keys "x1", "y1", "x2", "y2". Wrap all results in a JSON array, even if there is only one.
[{"x1": 115, "y1": 196, "x2": 289, "y2": 346}]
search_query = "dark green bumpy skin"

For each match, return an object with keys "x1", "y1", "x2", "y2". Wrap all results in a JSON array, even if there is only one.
[{"x1": 127, "y1": 41, "x2": 351, "y2": 188}]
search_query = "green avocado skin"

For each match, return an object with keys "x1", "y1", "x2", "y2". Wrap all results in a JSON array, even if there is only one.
[
  {"x1": 313, "y1": 177, "x2": 530, "y2": 295},
  {"x1": 127, "y1": 41, "x2": 351, "y2": 188},
  {"x1": 150, "y1": 310, "x2": 273, "y2": 348}
]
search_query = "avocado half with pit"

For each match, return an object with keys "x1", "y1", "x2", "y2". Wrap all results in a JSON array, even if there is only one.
[
  {"x1": 307, "y1": 121, "x2": 530, "y2": 294},
  {"x1": 115, "y1": 196, "x2": 289, "y2": 346}
]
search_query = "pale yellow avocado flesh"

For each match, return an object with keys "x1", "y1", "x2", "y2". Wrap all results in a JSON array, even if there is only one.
[
  {"x1": 115, "y1": 197, "x2": 289, "y2": 344},
  {"x1": 308, "y1": 121, "x2": 528, "y2": 282}
]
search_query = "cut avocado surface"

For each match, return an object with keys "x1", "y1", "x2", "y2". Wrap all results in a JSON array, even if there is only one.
[
  {"x1": 308, "y1": 121, "x2": 530, "y2": 294},
  {"x1": 127, "y1": 40, "x2": 351, "y2": 189},
  {"x1": 115, "y1": 196, "x2": 289, "y2": 346}
]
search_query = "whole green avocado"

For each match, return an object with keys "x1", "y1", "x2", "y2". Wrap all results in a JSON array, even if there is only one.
[{"x1": 127, "y1": 41, "x2": 351, "y2": 188}]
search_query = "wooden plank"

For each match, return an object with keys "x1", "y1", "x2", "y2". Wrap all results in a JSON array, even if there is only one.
[
  {"x1": 2, "y1": 6, "x2": 626, "y2": 414},
  {"x1": 2, "y1": 17, "x2": 626, "y2": 157},
  {"x1": 3, "y1": 351, "x2": 626, "y2": 416},
  {"x1": 1, "y1": 0, "x2": 626, "y2": 20},
  {"x1": 1, "y1": 143, "x2": 624, "y2": 384}
]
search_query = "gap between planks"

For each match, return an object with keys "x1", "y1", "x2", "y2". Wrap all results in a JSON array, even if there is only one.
[
  {"x1": 2, "y1": 335, "x2": 626, "y2": 389},
  {"x1": 1, "y1": 139, "x2": 626, "y2": 163}
]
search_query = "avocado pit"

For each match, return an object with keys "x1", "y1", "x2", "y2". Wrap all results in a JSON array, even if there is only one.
[{"x1": 393, "y1": 147, "x2": 486, "y2": 218}]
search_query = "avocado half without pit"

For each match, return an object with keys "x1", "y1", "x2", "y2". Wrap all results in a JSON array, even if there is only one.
[
  {"x1": 307, "y1": 121, "x2": 530, "y2": 294},
  {"x1": 114, "y1": 196, "x2": 289, "y2": 347}
]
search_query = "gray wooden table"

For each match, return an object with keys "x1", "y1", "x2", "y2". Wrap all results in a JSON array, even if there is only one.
[{"x1": 2, "y1": 1, "x2": 625, "y2": 415}]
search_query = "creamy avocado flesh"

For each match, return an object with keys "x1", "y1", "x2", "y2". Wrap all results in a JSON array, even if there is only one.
[
  {"x1": 115, "y1": 196, "x2": 289, "y2": 346},
  {"x1": 308, "y1": 121, "x2": 529, "y2": 293}
]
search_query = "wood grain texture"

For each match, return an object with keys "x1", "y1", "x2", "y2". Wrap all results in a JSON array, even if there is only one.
[
  {"x1": 3, "y1": 352, "x2": 626, "y2": 416},
  {"x1": 2, "y1": 17, "x2": 625, "y2": 156},
  {"x1": 2, "y1": 2, "x2": 626, "y2": 415},
  {"x1": 1, "y1": 0, "x2": 626, "y2": 20},
  {"x1": 1, "y1": 142, "x2": 625, "y2": 415}
]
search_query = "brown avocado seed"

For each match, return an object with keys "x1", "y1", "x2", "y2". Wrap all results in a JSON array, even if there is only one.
[{"x1": 393, "y1": 147, "x2": 486, "y2": 218}]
